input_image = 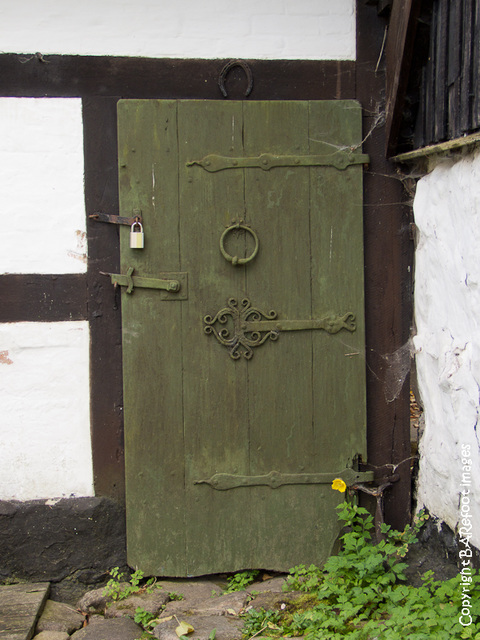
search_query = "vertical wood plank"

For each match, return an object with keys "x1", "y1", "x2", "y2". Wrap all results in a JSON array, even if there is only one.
[
  {"x1": 118, "y1": 100, "x2": 187, "y2": 574},
  {"x1": 448, "y1": 0, "x2": 463, "y2": 139},
  {"x1": 384, "y1": 0, "x2": 422, "y2": 155},
  {"x1": 243, "y1": 101, "x2": 326, "y2": 569},
  {"x1": 178, "y1": 100, "x2": 252, "y2": 575},
  {"x1": 84, "y1": 96, "x2": 125, "y2": 500},
  {"x1": 308, "y1": 101, "x2": 366, "y2": 469},
  {"x1": 356, "y1": 0, "x2": 412, "y2": 530},
  {"x1": 473, "y1": 0, "x2": 480, "y2": 129},
  {"x1": 461, "y1": 0, "x2": 473, "y2": 132},
  {"x1": 434, "y1": 0, "x2": 448, "y2": 142}
]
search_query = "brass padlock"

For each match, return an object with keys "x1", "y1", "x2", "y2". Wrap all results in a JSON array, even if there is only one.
[{"x1": 130, "y1": 221, "x2": 144, "y2": 249}]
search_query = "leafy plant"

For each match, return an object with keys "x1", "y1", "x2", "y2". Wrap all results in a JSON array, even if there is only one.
[
  {"x1": 134, "y1": 606, "x2": 157, "y2": 628},
  {"x1": 103, "y1": 567, "x2": 160, "y2": 602},
  {"x1": 241, "y1": 608, "x2": 282, "y2": 638},
  {"x1": 224, "y1": 570, "x2": 260, "y2": 594},
  {"x1": 240, "y1": 502, "x2": 480, "y2": 639}
]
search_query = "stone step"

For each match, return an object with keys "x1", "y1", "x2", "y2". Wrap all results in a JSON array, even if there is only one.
[{"x1": 0, "y1": 583, "x2": 50, "y2": 640}]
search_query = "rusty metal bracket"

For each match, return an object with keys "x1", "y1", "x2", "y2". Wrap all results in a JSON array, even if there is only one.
[
  {"x1": 351, "y1": 480, "x2": 397, "y2": 543},
  {"x1": 89, "y1": 210, "x2": 142, "y2": 226},
  {"x1": 218, "y1": 59, "x2": 253, "y2": 98}
]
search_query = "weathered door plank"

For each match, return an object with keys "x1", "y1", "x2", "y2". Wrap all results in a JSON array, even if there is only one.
[{"x1": 118, "y1": 100, "x2": 187, "y2": 574}]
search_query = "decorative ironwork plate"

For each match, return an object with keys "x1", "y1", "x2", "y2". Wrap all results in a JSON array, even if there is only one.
[
  {"x1": 203, "y1": 297, "x2": 278, "y2": 360},
  {"x1": 204, "y1": 297, "x2": 356, "y2": 359}
]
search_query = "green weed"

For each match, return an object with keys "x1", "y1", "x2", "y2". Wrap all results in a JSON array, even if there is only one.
[
  {"x1": 224, "y1": 570, "x2": 260, "y2": 593},
  {"x1": 240, "y1": 503, "x2": 480, "y2": 639},
  {"x1": 103, "y1": 567, "x2": 160, "y2": 602}
]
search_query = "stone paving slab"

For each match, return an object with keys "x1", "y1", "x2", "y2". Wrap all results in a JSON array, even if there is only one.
[
  {"x1": 35, "y1": 600, "x2": 84, "y2": 635},
  {"x1": 0, "y1": 583, "x2": 50, "y2": 640},
  {"x1": 70, "y1": 617, "x2": 142, "y2": 640},
  {"x1": 153, "y1": 613, "x2": 243, "y2": 640}
]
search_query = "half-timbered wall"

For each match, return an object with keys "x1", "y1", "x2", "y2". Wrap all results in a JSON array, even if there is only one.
[
  {"x1": 0, "y1": 1, "x2": 413, "y2": 546},
  {"x1": 0, "y1": 0, "x2": 357, "y2": 502}
]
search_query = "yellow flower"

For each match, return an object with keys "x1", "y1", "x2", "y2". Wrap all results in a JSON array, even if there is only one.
[{"x1": 331, "y1": 478, "x2": 347, "y2": 493}]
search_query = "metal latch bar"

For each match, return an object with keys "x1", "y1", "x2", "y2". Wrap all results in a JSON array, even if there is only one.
[
  {"x1": 187, "y1": 152, "x2": 369, "y2": 173},
  {"x1": 89, "y1": 209, "x2": 142, "y2": 226},
  {"x1": 104, "y1": 267, "x2": 188, "y2": 299},
  {"x1": 195, "y1": 468, "x2": 374, "y2": 491}
]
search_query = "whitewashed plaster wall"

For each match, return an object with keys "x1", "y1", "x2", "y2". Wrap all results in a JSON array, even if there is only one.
[
  {"x1": 0, "y1": 98, "x2": 86, "y2": 275},
  {"x1": 0, "y1": 322, "x2": 92, "y2": 500},
  {"x1": 414, "y1": 149, "x2": 480, "y2": 549},
  {"x1": 0, "y1": 98, "x2": 91, "y2": 500},
  {"x1": 0, "y1": 3, "x2": 355, "y2": 501},
  {"x1": 0, "y1": 0, "x2": 356, "y2": 61}
]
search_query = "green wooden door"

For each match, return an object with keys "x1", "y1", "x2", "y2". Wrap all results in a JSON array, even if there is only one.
[{"x1": 117, "y1": 100, "x2": 369, "y2": 576}]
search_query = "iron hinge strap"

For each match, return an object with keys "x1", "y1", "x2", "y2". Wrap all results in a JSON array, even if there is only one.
[
  {"x1": 195, "y1": 468, "x2": 374, "y2": 491},
  {"x1": 187, "y1": 152, "x2": 370, "y2": 173}
]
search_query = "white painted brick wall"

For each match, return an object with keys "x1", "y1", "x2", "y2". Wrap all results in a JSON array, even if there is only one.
[
  {"x1": 0, "y1": 0, "x2": 356, "y2": 60},
  {"x1": 0, "y1": 98, "x2": 86, "y2": 275},
  {"x1": 0, "y1": 322, "x2": 93, "y2": 500}
]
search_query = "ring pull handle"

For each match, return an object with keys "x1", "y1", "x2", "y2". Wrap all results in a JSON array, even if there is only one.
[{"x1": 220, "y1": 223, "x2": 259, "y2": 266}]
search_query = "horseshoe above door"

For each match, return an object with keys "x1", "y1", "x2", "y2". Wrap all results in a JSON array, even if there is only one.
[{"x1": 218, "y1": 59, "x2": 254, "y2": 98}]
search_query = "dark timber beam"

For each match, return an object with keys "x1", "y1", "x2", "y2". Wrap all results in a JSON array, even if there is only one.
[
  {"x1": 357, "y1": 0, "x2": 413, "y2": 529},
  {"x1": 0, "y1": 274, "x2": 87, "y2": 322},
  {"x1": 385, "y1": 0, "x2": 422, "y2": 156}
]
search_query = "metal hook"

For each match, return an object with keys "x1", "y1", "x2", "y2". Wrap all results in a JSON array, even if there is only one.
[{"x1": 218, "y1": 60, "x2": 253, "y2": 98}]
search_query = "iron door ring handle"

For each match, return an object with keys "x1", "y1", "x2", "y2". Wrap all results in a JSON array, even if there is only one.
[{"x1": 219, "y1": 223, "x2": 259, "y2": 266}]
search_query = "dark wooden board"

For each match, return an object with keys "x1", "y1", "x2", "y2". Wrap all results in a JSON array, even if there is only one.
[
  {"x1": 83, "y1": 97, "x2": 125, "y2": 499},
  {"x1": 473, "y1": 0, "x2": 480, "y2": 129},
  {"x1": 0, "y1": 55, "x2": 355, "y2": 101},
  {"x1": 357, "y1": 0, "x2": 413, "y2": 530},
  {"x1": 434, "y1": 0, "x2": 448, "y2": 143},
  {"x1": 0, "y1": 274, "x2": 86, "y2": 322},
  {"x1": 385, "y1": 0, "x2": 421, "y2": 155},
  {"x1": 412, "y1": 0, "x2": 480, "y2": 148},
  {"x1": 460, "y1": 0, "x2": 473, "y2": 134}
]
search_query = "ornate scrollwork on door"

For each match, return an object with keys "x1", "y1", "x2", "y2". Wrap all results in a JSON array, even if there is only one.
[
  {"x1": 204, "y1": 297, "x2": 357, "y2": 360},
  {"x1": 203, "y1": 298, "x2": 278, "y2": 360}
]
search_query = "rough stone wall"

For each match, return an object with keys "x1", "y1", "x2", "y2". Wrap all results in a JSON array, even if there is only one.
[
  {"x1": 0, "y1": 497, "x2": 126, "y2": 600},
  {"x1": 414, "y1": 149, "x2": 480, "y2": 549}
]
